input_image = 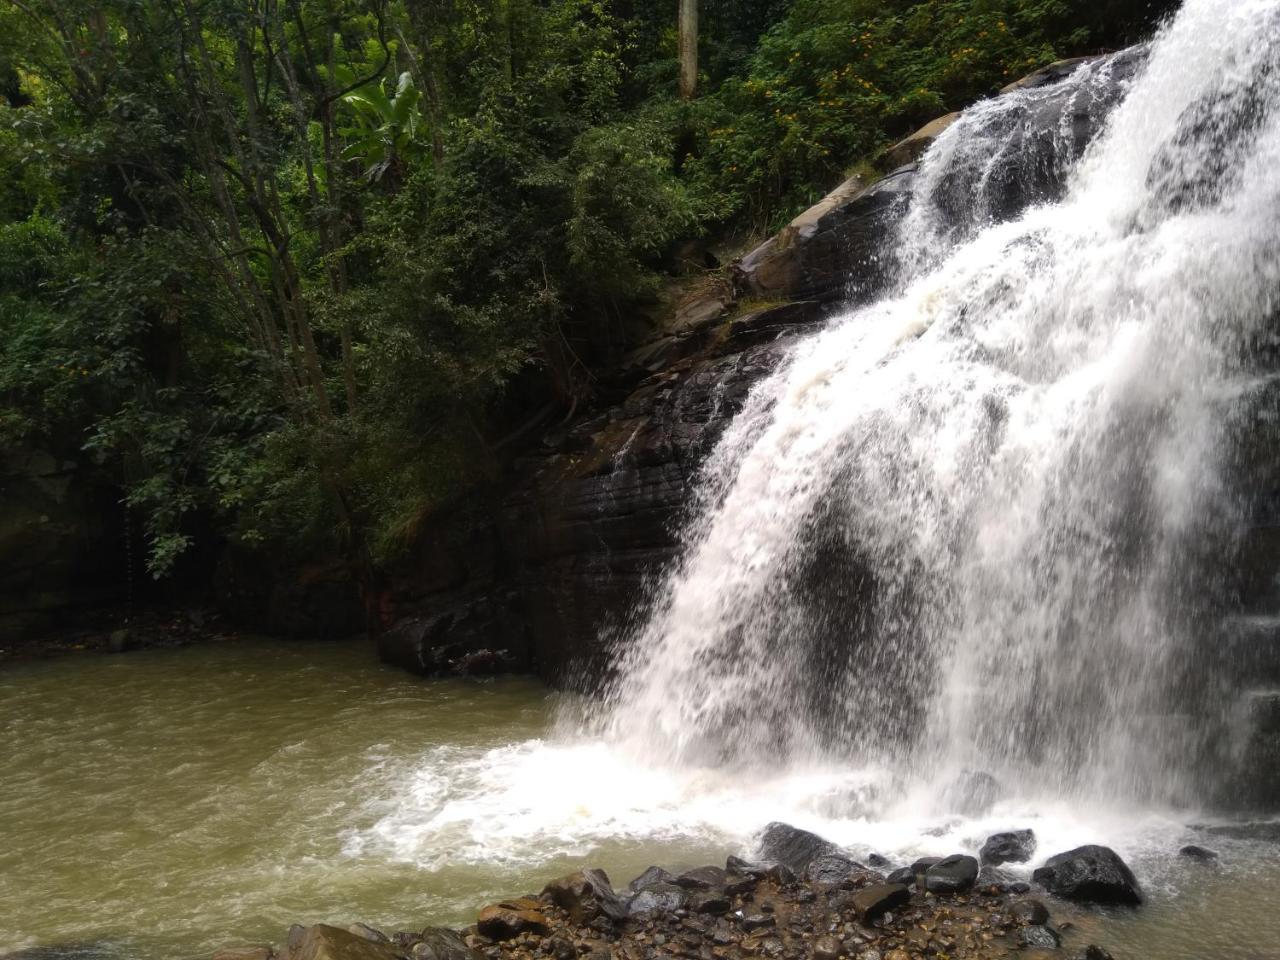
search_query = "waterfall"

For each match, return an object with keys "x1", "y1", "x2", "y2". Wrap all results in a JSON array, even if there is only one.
[{"x1": 600, "y1": 0, "x2": 1280, "y2": 813}]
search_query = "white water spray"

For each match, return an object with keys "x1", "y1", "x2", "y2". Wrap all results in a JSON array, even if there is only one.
[{"x1": 601, "y1": 0, "x2": 1280, "y2": 813}]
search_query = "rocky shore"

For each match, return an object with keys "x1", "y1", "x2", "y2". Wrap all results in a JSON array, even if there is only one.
[{"x1": 213, "y1": 824, "x2": 1147, "y2": 960}]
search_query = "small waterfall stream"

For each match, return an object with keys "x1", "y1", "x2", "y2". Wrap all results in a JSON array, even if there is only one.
[{"x1": 600, "y1": 0, "x2": 1280, "y2": 814}]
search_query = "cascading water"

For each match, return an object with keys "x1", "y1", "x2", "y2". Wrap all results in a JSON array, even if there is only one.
[{"x1": 600, "y1": 0, "x2": 1280, "y2": 815}]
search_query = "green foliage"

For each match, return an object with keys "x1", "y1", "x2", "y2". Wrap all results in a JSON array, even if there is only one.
[{"x1": 0, "y1": 0, "x2": 1175, "y2": 583}]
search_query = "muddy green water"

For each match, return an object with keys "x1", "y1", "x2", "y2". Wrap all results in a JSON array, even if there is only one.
[{"x1": 1, "y1": 639, "x2": 1278, "y2": 960}]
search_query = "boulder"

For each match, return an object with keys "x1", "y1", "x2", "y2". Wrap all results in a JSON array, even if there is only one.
[
  {"x1": 675, "y1": 865, "x2": 727, "y2": 889},
  {"x1": 626, "y1": 882, "x2": 688, "y2": 916},
  {"x1": 543, "y1": 869, "x2": 628, "y2": 924},
  {"x1": 628, "y1": 866, "x2": 677, "y2": 891},
  {"x1": 689, "y1": 890, "x2": 732, "y2": 915},
  {"x1": 412, "y1": 929, "x2": 481, "y2": 960},
  {"x1": 812, "y1": 934, "x2": 842, "y2": 960},
  {"x1": 281, "y1": 925, "x2": 401, "y2": 960},
  {"x1": 1032, "y1": 846, "x2": 1143, "y2": 906},
  {"x1": 757, "y1": 822, "x2": 840, "y2": 874},
  {"x1": 924, "y1": 855, "x2": 979, "y2": 895},
  {"x1": 885, "y1": 866, "x2": 915, "y2": 886},
  {"x1": 725, "y1": 855, "x2": 795, "y2": 885},
  {"x1": 476, "y1": 900, "x2": 550, "y2": 940},
  {"x1": 879, "y1": 113, "x2": 961, "y2": 170},
  {"x1": 851, "y1": 883, "x2": 911, "y2": 924},
  {"x1": 980, "y1": 830, "x2": 1036, "y2": 866}
]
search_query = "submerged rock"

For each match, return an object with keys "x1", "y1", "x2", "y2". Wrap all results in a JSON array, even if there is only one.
[
  {"x1": 980, "y1": 830, "x2": 1037, "y2": 866},
  {"x1": 924, "y1": 855, "x2": 979, "y2": 895},
  {"x1": 1021, "y1": 925, "x2": 1063, "y2": 949},
  {"x1": 1032, "y1": 846, "x2": 1143, "y2": 906},
  {"x1": 1178, "y1": 844, "x2": 1219, "y2": 862},
  {"x1": 1010, "y1": 899, "x2": 1051, "y2": 925}
]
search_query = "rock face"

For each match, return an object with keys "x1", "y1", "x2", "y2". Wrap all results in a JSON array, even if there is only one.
[{"x1": 1031, "y1": 846, "x2": 1143, "y2": 906}]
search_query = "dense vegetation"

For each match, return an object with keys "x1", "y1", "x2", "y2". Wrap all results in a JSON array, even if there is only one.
[{"x1": 0, "y1": 0, "x2": 1174, "y2": 610}]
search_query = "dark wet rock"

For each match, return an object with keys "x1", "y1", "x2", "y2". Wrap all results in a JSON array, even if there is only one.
[
  {"x1": 725, "y1": 856, "x2": 795, "y2": 885},
  {"x1": 866, "y1": 853, "x2": 890, "y2": 868},
  {"x1": 924, "y1": 855, "x2": 979, "y2": 895},
  {"x1": 1178, "y1": 844, "x2": 1219, "y2": 862},
  {"x1": 628, "y1": 866, "x2": 677, "y2": 892},
  {"x1": 675, "y1": 866, "x2": 726, "y2": 890},
  {"x1": 910, "y1": 856, "x2": 941, "y2": 875},
  {"x1": 1021, "y1": 925, "x2": 1063, "y2": 949},
  {"x1": 941, "y1": 770, "x2": 1001, "y2": 816},
  {"x1": 347, "y1": 925, "x2": 388, "y2": 944},
  {"x1": 377, "y1": 603, "x2": 527, "y2": 678},
  {"x1": 477, "y1": 900, "x2": 550, "y2": 940},
  {"x1": 806, "y1": 854, "x2": 861, "y2": 888},
  {"x1": 1032, "y1": 846, "x2": 1143, "y2": 906},
  {"x1": 851, "y1": 884, "x2": 911, "y2": 924},
  {"x1": 1011, "y1": 899, "x2": 1051, "y2": 925},
  {"x1": 980, "y1": 830, "x2": 1037, "y2": 866},
  {"x1": 885, "y1": 867, "x2": 914, "y2": 886},
  {"x1": 627, "y1": 883, "x2": 688, "y2": 916},
  {"x1": 812, "y1": 934, "x2": 842, "y2": 960},
  {"x1": 1073, "y1": 947, "x2": 1115, "y2": 960},
  {"x1": 412, "y1": 929, "x2": 482, "y2": 960},
  {"x1": 740, "y1": 914, "x2": 775, "y2": 932},
  {"x1": 543, "y1": 869, "x2": 628, "y2": 924},
  {"x1": 1010, "y1": 881, "x2": 1032, "y2": 894},
  {"x1": 723, "y1": 873, "x2": 756, "y2": 896},
  {"x1": 757, "y1": 822, "x2": 840, "y2": 874},
  {"x1": 283, "y1": 925, "x2": 400, "y2": 960},
  {"x1": 689, "y1": 890, "x2": 731, "y2": 915}
]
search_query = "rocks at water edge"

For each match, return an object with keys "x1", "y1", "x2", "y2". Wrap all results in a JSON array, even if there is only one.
[
  {"x1": 476, "y1": 900, "x2": 551, "y2": 939},
  {"x1": 980, "y1": 830, "x2": 1037, "y2": 866},
  {"x1": 1032, "y1": 845, "x2": 1144, "y2": 906},
  {"x1": 851, "y1": 882, "x2": 911, "y2": 923}
]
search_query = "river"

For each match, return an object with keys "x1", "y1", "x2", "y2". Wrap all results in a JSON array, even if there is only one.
[{"x1": 1, "y1": 639, "x2": 1278, "y2": 960}]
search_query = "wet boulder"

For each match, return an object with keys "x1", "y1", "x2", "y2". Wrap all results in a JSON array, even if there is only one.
[
  {"x1": 851, "y1": 883, "x2": 912, "y2": 924},
  {"x1": 689, "y1": 889, "x2": 732, "y2": 915},
  {"x1": 806, "y1": 854, "x2": 862, "y2": 888},
  {"x1": 281, "y1": 925, "x2": 401, "y2": 960},
  {"x1": 627, "y1": 866, "x2": 677, "y2": 891},
  {"x1": 347, "y1": 926, "x2": 388, "y2": 944},
  {"x1": 886, "y1": 866, "x2": 915, "y2": 886},
  {"x1": 1032, "y1": 846, "x2": 1143, "y2": 906},
  {"x1": 675, "y1": 866, "x2": 726, "y2": 890},
  {"x1": 924, "y1": 855, "x2": 979, "y2": 895},
  {"x1": 627, "y1": 882, "x2": 688, "y2": 916},
  {"x1": 980, "y1": 829, "x2": 1037, "y2": 866},
  {"x1": 544, "y1": 869, "x2": 628, "y2": 924},
  {"x1": 757, "y1": 822, "x2": 840, "y2": 874},
  {"x1": 411, "y1": 929, "x2": 482, "y2": 960},
  {"x1": 725, "y1": 856, "x2": 795, "y2": 885},
  {"x1": 476, "y1": 899, "x2": 550, "y2": 940}
]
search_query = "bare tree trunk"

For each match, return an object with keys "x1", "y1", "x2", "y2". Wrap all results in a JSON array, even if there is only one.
[{"x1": 679, "y1": 0, "x2": 697, "y2": 100}]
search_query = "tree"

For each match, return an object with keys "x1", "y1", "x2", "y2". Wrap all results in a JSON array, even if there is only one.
[{"x1": 679, "y1": 0, "x2": 697, "y2": 99}]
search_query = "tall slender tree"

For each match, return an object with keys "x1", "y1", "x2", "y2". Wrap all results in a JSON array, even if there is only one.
[{"x1": 678, "y1": 0, "x2": 697, "y2": 99}]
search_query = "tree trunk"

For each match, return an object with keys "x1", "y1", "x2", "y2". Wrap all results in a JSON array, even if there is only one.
[{"x1": 678, "y1": 0, "x2": 697, "y2": 100}]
